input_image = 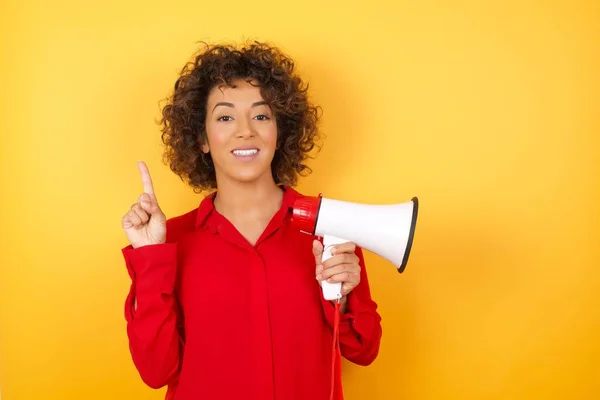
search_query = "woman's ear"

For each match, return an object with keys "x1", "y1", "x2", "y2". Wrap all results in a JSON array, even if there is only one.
[{"x1": 199, "y1": 133, "x2": 210, "y2": 153}]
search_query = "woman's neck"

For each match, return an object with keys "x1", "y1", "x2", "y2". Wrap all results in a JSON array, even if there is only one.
[{"x1": 213, "y1": 175, "x2": 284, "y2": 221}]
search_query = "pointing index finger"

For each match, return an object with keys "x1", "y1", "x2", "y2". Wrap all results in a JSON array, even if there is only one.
[{"x1": 137, "y1": 161, "x2": 156, "y2": 197}]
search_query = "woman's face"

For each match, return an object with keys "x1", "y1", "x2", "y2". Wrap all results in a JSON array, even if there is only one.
[{"x1": 203, "y1": 79, "x2": 278, "y2": 186}]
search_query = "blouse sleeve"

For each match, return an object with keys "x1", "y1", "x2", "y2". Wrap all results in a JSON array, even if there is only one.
[
  {"x1": 320, "y1": 246, "x2": 383, "y2": 366},
  {"x1": 122, "y1": 242, "x2": 183, "y2": 389}
]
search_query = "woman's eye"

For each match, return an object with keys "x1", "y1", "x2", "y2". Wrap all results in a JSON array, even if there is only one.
[
  {"x1": 217, "y1": 115, "x2": 232, "y2": 122},
  {"x1": 255, "y1": 114, "x2": 270, "y2": 121}
]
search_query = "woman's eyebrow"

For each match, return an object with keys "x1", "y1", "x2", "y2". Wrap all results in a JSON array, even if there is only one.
[
  {"x1": 212, "y1": 100, "x2": 267, "y2": 112},
  {"x1": 212, "y1": 102, "x2": 234, "y2": 112}
]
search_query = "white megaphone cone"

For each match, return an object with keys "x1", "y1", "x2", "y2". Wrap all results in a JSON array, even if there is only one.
[{"x1": 290, "y1": 194, "x2": 419, "y2": 300}]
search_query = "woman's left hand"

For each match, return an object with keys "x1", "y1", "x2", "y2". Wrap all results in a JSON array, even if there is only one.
[{"x1": 313, "y1": 240, "x2": 362, "y2": 299}]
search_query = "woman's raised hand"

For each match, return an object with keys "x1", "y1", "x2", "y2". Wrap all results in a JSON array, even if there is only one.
[{"x1": 121, "y1": 161, "x2": 167, "y2": 248}]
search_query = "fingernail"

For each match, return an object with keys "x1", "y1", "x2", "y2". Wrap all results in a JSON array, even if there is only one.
[
  {"x1": 331, "y1": 247, "x2": 337, "y2": 255},
  {"x1": 316, "y1": 265, "x2": 323, "y2": 274},
  {"x1": 316, "y1": 274, "x2": 322, "y2": 281}
]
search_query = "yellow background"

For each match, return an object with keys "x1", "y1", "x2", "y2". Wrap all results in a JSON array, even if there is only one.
[{"x1": 1, "y1": 0, "x2": 598, "y2": 399}]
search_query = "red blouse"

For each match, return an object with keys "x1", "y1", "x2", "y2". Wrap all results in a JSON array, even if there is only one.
[{"x1": 121, "y1": 186, "x2": 382, "y2": 400}]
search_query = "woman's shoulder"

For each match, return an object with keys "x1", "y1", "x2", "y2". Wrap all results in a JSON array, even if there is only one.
[
  {"x1": 164, "y1": 208, "x2": 198, "y2": 242},
  {"x1": 164, "y1": 193, "x2": 214, "y2": 242}
]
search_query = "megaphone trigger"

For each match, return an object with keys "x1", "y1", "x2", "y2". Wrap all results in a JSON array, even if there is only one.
[{"x1": 318, "y1": 234, "x2": 348, "y2": 301}]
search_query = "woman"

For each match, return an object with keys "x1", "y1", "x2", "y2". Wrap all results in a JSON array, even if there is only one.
[{"x1": 120, "y1": 41, "x2": 382, "y2": 400}]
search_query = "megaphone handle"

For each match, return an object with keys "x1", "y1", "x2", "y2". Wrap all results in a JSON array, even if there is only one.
[{"x1": 320, "y1": 234, "x2": 346, "y2": 301}]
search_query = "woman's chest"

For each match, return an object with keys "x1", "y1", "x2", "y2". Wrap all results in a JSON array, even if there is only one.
[{"x1": 175, "y1": 229, "x2": 322, "y2": 323}]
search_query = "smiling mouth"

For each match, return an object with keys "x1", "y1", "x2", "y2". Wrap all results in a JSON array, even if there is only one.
[{"x1": 232, "y1": 149, "x2": 259, "y2": 156}]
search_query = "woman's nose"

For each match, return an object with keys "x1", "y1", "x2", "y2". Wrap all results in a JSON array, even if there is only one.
[{"x1": 236, "y1": 118, "x2": 255, "y2": 138}]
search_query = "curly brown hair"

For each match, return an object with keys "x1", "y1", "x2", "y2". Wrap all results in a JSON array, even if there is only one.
[{"x1": 158, "y1": 41, "x2": 323, "y2": 193}]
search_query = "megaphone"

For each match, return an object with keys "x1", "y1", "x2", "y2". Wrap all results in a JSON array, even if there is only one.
[{"x1": 290, "y1": 194, "x2": 419, "y2": 300}]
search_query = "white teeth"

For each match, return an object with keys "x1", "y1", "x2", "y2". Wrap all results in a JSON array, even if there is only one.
[{"x1": 232, "y1": 149, "x2": 258, "y2": 156}]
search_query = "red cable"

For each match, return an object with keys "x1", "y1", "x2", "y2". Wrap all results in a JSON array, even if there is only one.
[{"x1": 330, "y1": 301, "x2": 343, "y2": 400}]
